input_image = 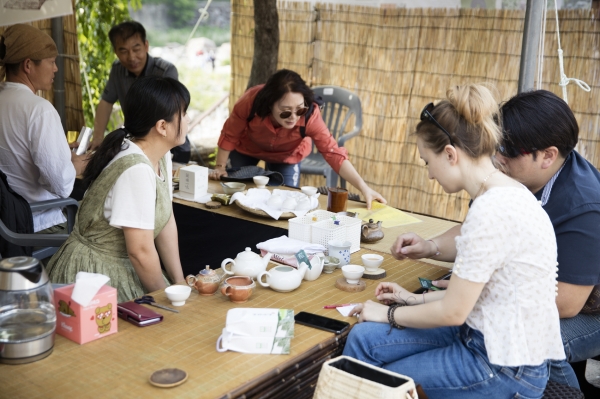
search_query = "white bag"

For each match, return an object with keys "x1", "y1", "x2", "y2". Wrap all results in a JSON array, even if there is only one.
[
  {"x1": 216, "y1": 308, "x2": 294, "y2": 354},
  {"x1": 313, "y1": 356, "x2": 418, "y2": 399}
]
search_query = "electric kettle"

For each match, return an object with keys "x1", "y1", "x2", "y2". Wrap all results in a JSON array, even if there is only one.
[{"x1": 0, "y1": 256, "x2": 56, "y2": 364}]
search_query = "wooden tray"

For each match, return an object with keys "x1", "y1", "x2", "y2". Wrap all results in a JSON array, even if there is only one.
[{"x1": 235, "y1": 201, "x2": 319, "y2": 220}]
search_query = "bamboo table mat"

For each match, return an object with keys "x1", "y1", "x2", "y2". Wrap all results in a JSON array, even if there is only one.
[{"x1": 0, "y1": 250, "x2": 449, "y2": 399}]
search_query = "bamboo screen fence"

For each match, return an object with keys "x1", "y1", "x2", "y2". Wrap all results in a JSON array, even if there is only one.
[
  {"x1": 0, "y1": 0, "x2": 84, "y2": 132},
  {"x1": 231, "y1": 1, "x2": 600, "y2": 221}
]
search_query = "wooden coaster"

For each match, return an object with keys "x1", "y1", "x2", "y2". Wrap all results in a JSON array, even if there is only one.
[
  {"x1": 205, "y1": 201, "x2": 222, "y2": 209},
  {"x1": 362, "y1": 268, "x2": 386, "y2": 280},
  {"x1": 335, "y1": 277, "x2": 366, "y2": 292},
  {"x1": 149, "y1": 368, "x2": 188, "y2": 388}
]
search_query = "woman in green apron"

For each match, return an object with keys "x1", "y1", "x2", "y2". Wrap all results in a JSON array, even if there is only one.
[{"x1": 48, "y1": 76, "x2": 188, "y2": 302}]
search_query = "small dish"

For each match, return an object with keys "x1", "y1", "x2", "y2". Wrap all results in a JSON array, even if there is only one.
[
  {"x1": 361, "y1": 254, "x2": 384, "y2": 272},
  {"x1": 301, "y1": 186, "x2": 318, "y2": 196},
  {"x1": 253, "y1": 176, "x2": 269, "y2": 188},
  {"x1": 341, "y1": 265, "x2": 364, "y2": 285},
  {"x1": 149, "y1": 368, "x2": 188, "y2": 388},
  {"x1": 165, "y1": 285, "x2": 191, "y2": 306},
  {"x1": 322, "y1": 256, "x2": 340, "y2": 274},
  {"x1": 221, "y1": 182, "x2": 246, "y2": 195}
]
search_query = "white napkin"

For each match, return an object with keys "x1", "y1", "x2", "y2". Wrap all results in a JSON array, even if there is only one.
[
  {"x1": 256, "y1": 235, "x2": 326, "y2": 255},
  {"x1": 71, "y1": 272, "x2": 111, "y2": 307},
  {"x1": 337, "y1": 304, "x2": 359, "y2": 317},
  {"x1": 231, "y1": 189, "x2": 319, "y2": 220},
  {"x1": 173, "y1": 191, "x2": 213, "y2": 203}
]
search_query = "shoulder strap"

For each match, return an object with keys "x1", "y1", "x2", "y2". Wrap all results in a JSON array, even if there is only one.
[{"x1": 300, "y1": 96, "x2": 324, "y2": 138}]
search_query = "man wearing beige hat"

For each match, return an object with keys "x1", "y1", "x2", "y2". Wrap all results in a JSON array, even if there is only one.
[{"x1": 0, "y1": 24, "x2": 87, "y2": 233}]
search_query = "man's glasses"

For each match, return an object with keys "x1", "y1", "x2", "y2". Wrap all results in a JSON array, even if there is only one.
[
  {"x1": 497, "y1": 144, "x2": 537, "y2": 158},
  {"x1": 279, "y1": 107, "x2": 308, "y2": 119},
  {"x1": 420, "y1": 102, "x2": 454, "y2": 146}
]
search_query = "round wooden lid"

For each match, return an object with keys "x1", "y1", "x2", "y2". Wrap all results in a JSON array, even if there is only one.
[
  {"x1": 205, "y1": 201, "x2": 222, "y2": 209},
  {"x1": 149, "y1": 368, "x2": 188, "y2": 388}
]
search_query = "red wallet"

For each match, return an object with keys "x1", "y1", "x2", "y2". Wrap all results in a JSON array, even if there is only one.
[{"x1": 117, "y1": 301, "x2": 163, "y2": 327}]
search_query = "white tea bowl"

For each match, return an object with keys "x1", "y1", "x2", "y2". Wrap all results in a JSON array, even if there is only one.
[
  {"x1": 361, "y1": 254, "x2": 384, "y2": 272},
  {"x1": 253, "y1": 176, "x2": 269, "y2": 188},
  {"x1": 165, "y1": 285, "x2": 192, "y2": 306},
  {"x1": 300, "y1": 186, "x2": 318, "y2": 196},
  {"x1": 341, "y1": 265, "x2": 364, "y2": 285}
]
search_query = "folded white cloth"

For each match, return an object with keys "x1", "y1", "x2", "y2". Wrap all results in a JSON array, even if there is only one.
[
  {"x1": 173, "y1": 191, "x2": 213, "y2": 203},
  {"x1": 231, "y1": 189, "x2": 319, "y2": 220},
  {"x1": 257, "y1": 235, "x2": 326, "y2": 255}
]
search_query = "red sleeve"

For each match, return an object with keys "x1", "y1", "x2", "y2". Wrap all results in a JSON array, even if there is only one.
[
  {"x1": 217, "y1": 85, "x2": 264, "y2": 151},
  {"x1": 305, "y1": 106, "x2": 349, "y2": 173}
]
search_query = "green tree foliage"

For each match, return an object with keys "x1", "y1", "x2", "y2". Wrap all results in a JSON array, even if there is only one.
[
  {"x1": 76, "y1": 0, "x2": 140, "y2": 126},
  {"x1": 142, "y1": 0, "x2": 197, "y2": 27}
]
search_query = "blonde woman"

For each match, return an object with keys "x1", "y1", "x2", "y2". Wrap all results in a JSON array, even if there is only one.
[{"x1": 342, "y1": 84, "x2": 565, "y2": 399}]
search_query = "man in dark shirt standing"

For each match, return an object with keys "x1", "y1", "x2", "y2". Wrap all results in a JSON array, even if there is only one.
[{"x1": 89, "y1": 21, "x2": 190, "y2": 161}]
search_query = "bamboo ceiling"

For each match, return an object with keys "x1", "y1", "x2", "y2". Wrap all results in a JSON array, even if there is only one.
[{"x1": 231, "y1": 1, "x2": 599, "y2": 221}]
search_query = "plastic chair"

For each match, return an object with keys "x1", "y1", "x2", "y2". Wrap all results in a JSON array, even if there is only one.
[
  {"x1": 300, "y1": 86, "x2": 363, "y2": 189},
  {"x1": 0, "y1": 197, "x2": 79, "y2": 261}
]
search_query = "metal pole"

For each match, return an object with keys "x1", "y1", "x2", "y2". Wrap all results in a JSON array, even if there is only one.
[
  {"x1": 518, "y1": 0, "x2": 545, "y2": 93},
  {"x1": 51, "y1": 17, "x2": 66, "y2": 132}
]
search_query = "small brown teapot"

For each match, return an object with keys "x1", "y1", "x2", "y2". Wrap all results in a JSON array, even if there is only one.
[
  {"x1": 361, "y1": 219, "x2": 384, "y2": 243},
  {"x1": 186, "y1": 265, "x2": 223, "y2": 296}
]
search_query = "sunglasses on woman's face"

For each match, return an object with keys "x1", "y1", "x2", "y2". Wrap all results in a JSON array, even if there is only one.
[
  {"x1": 420, "y1": 102, "x2": 454, "y2": 146},
  {"x1": 278, "y1": 107, "x2": 309, "y2": 120}
]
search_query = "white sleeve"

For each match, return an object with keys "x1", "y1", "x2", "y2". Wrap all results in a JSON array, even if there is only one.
[
  {"x1": 29, "y1": 108, "x2": 76, "y2": 197},
  {"x1": 106, "y1": 164, "x2": 157, "y2": 230}
]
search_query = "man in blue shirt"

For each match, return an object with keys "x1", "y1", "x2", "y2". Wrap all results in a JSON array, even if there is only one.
[
  {"x1": 89, "y1": 21, "x2": 190, "y2": 161},
  {"x1": 494, "y1": 90, "x2": 600, "y2": 390}
]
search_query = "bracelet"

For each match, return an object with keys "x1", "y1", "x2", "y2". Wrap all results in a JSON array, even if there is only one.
[
  {"x1": 428, "y1": 239, "x2": 441, "y2": 257},
  {"x1": 387, "y1": 304, "x2": 405, "y2": 330}
]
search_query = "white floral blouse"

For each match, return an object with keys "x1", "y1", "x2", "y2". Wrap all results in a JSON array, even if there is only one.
[{"x1": 454, "y1": 186, "x2": 565, "y2": 366}]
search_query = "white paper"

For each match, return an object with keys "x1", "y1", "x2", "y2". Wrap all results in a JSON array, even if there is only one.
[
  {"x1": 71, "y1": 272, "x2": 110, "y2": 307},
  {"x1": 337, "y1": 304, "x2": 359, "y2": 317},
  {"x1": 75, "y1": 127, "x2": 92, "y2": 155},
  {"x1": 231, "y1": 189, "x2": 319, "y2": 220},
  {"x1": 173, "y1": 191, "x2": 212, "y2": 203},
  {"x1": 256, "y1": 235, "x2": 326, "y2": 255}
]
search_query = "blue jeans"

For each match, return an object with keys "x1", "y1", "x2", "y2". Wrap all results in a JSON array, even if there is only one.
[
  {"x1": 343, "y1": 323, "x2": 550, "y2": 399},
  {"x1": 549, "y1": 313, "x2": 600, "y2": 388},
  {"x1": 228, "y1": 150, "x2": 300, "y2": 187}
]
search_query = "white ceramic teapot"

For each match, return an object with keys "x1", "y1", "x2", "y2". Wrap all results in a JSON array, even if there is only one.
[
  {"x1": 257, "y1": 263, "x2": 308, "y2": 292},
  {"x1": 221, "y1": 247, "x2": 273, "y2": 279},
  {"x1": 303, "y1": 257, "x2": 324, "y2": 281}
]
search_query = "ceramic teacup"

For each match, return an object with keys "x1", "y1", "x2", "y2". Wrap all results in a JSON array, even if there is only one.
[
  {"x1": 342, "y1": 265, "x2": 364, "y2": 285},
  {"x1": 328, "y1": 240, "x2": 352, "y2": 266},
  {"x1": 165, "y1": 285, "x2": 192, "y2": 306},
  {"x1": 322, "y1": 256, "x2": 340, "y2": 274},
  {"x1": 253, "y1": 176, "x2": 269, "y2": 188},
  {"x1": 220, "y1": 276, "x2": 255, "y2": 303},
  {"x1": 361, "y1": 254, "x2": 384, "y2": 272}
]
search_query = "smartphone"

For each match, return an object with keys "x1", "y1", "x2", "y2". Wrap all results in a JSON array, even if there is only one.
[{"x1": 294, "y1": 311, "x2": 350, "y2": 334}]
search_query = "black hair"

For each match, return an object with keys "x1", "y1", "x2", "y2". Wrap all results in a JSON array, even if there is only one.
[
  {"x1": 83, "y1": 76, "x2": 190, "y2": 186},
  {"x1": 108, "y1": 21, "x2": 147, "y2": 48},
  {"x1": 4, "y1": 59, "x2": 42, "y2": 77},
  {"x1": 247, "y1": 69, "x2": 314, "y2": 121},
  {"x1": 500, "y1": 90, "x2": 578, "y2": 159}
]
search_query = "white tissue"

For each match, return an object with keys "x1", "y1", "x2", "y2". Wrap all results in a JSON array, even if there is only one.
[
  {"x1": 173, "y1": 191, "x2": 213, "y2": 203},
  {"x1": 337, "y1": 304, "x2": 359, "y2": 317},
  {"x1": 231, "y1": 189, "x2": 319, "y2": 220},
  {"x1": 71, "y1": 272, "x2": 110, "y2": 307},
  {"x1": 256, "y1": 235, "x2": 326, "y2": 255}
]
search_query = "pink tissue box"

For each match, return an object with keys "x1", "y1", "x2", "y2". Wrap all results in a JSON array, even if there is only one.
[{"x1": 54, "y1": 284, "x2": 118, "y2": 344}]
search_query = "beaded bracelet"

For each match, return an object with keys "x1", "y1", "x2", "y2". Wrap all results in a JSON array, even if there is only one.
[{"x1": 387, "y1": 304, "x2": 405, "y2": 330}]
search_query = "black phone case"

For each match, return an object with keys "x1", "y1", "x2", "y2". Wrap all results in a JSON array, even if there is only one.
[{"x1": 294, "y1": 312, "x2": 350, "y2": 334}]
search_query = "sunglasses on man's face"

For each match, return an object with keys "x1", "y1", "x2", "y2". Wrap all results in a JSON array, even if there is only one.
[
  {"x1": 497, "y1": 145, "x2": 537, "y2": 158},
  {"x1": 420, "y1": 102, "x2": 454, "y2": 146},
  {"x1": 278, "y1": 107, "x2": 309, "y2": 120}
]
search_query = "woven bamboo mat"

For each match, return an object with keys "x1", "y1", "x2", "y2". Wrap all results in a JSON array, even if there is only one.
[{"x1": 0, "y1": 250, "x2": 449, "y2": 399}]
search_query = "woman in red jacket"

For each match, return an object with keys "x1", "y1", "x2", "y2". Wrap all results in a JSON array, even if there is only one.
[{"x1": 209, "y1": 69, "x2": 385, "y2": 208}]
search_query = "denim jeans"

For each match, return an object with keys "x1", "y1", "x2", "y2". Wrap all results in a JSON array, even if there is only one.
[
  {"x1": 228, "y1": 150, "x2": 300, "y2": 187},
  {"x1": 549, "y1": 313, "x2": 600, "y2": 388},
  {"x1": 343, "y1": 323, "x2": 550, "y2": 399}
]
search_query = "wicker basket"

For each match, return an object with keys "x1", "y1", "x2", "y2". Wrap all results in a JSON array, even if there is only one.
[{"x1": 288, "y1": 210, "x2": 336, "y2": 242}]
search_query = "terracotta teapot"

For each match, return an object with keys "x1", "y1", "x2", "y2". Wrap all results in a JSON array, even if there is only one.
[
  {"x1": 361, "y1": 219, "x2": 384, "y2": 243},
  {"x1": 186, "y1": 265, "x2": 223, "y2": 296},
  {"x1": 221, "y1": 247, "x2": 273, "y2": 279}
]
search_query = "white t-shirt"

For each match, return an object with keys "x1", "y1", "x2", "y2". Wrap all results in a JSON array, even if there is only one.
[
  {"x1": 0, "y1": 82, "x2": 75, "y2": 231},
  {"x1": 454, "y1": 186, "x2": 565, "y2": 366},
  {"x1": 103, "y1": 140, "x2": 172, "y2": 230}
]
